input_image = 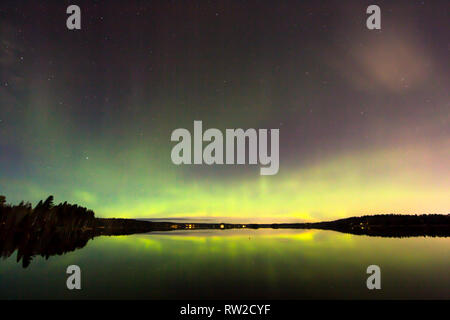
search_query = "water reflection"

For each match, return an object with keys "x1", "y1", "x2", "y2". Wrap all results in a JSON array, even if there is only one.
[
  {"x1": 0, "y1": 228, "x2": 449, "y2": 299},
  {"x1": 1, "y1": 222, "x2": 449, "y2": 270},
  {"x1": 1, "y1": 197, "x2": 448, "y2": 270},
  {"x1": 0, "y1": 228, "x2": 94, "y2": 268}
]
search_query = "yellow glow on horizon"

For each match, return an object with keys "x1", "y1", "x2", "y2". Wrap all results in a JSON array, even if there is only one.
[{"x1": 88, "y1": 142, "x2": 449, "y2": 221}]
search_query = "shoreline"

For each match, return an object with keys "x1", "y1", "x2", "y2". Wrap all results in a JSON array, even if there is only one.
[{"x1": 96, "y1": 214, "x2": 450, "y2": 238}]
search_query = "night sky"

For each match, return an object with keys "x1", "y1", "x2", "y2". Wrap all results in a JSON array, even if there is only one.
[{"x1": 0, "y1": 0, "x2": 448, "y2": 221}]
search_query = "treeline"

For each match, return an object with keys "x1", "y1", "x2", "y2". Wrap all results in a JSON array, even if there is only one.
[
  {"x1": 307, "y1": 214, "x2": 450, "y2": 237},
  {"x1": 329, "y1": 214, "x2": 450, "y2": 226},
  {"x1": 0, "y1": 195, "x2": 95, "y2": 233},
  {"x1": 0, "y1": 195, "x2": 161, "y2": 268},
  {"x1": 0, "y1": 195, "x2": 96, "y2": 268}
]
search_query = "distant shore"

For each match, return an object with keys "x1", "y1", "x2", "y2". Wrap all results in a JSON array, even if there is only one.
[
  {"x1": 1, "y1": 196, "x2": 449, "y2": 238},
  {"x1": 98, "y1": 214, "x2": 450, "y2": 238}
]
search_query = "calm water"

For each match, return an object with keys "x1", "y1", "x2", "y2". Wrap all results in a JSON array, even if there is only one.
[{"x1": 0, "y1": 229, "x2": 449, "y2": 299}]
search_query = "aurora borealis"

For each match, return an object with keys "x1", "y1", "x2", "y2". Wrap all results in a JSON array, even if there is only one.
[{"x1": 0, "y1": 0, "x2": 448, "y2": 221}]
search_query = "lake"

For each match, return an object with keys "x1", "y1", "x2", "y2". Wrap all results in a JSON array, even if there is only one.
[{"x1": 0, "y1": 229, "x2": 449, "y2": 299}]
